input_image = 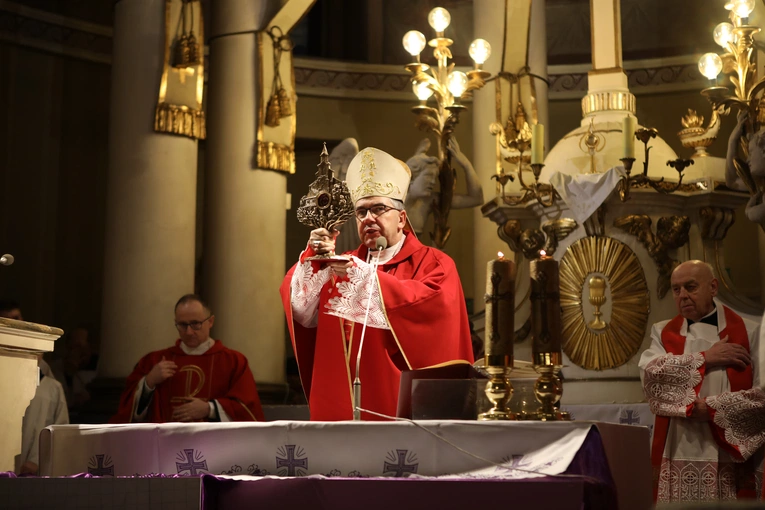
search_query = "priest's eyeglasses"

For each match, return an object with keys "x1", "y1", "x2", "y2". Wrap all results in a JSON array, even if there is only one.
[
  {"x1": 354, "y1": 204, "x2": 397, "y2": 221},
  {"x1": 175, "y1": 315, "x2": 212, "y2": 331}
]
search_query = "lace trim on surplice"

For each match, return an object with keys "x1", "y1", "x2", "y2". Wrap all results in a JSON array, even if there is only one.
[
  {"x1": 644, "y1": 353, "x2": 704, "y2": 417},
  {"x1": 325, "y1": 256, "x2": 389, "y2": 330},
  {"x1": 290, "y1": 260, "x2": 332, "y2": 327},
  {"x1": 707, "y1": 388, "x2": 765, "y2": 460},
  {"x1": 657, "y1": 458, "x2": 736, "y2": 502}
]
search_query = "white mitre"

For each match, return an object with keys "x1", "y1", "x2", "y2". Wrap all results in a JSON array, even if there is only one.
[{"x1": 346, "y1": 147, "x2": 412, "y2": 203}]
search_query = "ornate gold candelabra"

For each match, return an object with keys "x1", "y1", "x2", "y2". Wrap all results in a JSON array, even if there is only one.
[
  {"x1": 402, "y1": 8, "x2": 492, "y2": 249},
  {"x1": 490, "y1": 103, "x2": 560, "y2": 208},
  {"x1": 696, "y1": 1, "x2": 765, "y2": 232},
  {"x1": 492, "y1": 160, "x2": 560, "y2": 208},
  {"x1": 618, "y1": 128, "x2": 695, "y2": 201}
]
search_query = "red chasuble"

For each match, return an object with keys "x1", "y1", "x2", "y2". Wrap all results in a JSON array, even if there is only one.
[
  {"x1": 111, "y1": 339, "x2": 264, "y2": 423},
  {"x1": 281, "y1": 231, "x2": 474, "y2": 421}
]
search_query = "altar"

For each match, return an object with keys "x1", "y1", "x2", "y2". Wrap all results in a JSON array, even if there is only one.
[{"x1": 28, "y1": 420, "x2": 651, "y2": 510}]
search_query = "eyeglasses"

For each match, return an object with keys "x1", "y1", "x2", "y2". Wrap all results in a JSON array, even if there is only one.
[
  {"x1": 175, "y1": 315, "x2": 212, "y2": 331},
  {"x1": 355, "y1": 204, "x2": 397, "y2": 221}
]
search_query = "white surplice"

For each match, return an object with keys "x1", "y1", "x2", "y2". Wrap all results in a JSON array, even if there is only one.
[
  {"x1": 639, "y1": 300, "x2": 764, "y2": 502},
  {"x1": 19, "y1": 360, "x2": 69, "y2": 471}
]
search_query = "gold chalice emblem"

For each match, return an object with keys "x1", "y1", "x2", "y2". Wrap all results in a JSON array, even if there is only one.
[{"x1": 588, "y1": 276, "x2": 607, "y2": 331}]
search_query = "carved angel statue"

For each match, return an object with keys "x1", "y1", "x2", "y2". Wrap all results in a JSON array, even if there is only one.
[
  {"x1": 328, "y1": 136, "x2": 484, "y2": 246},
  {"x1": 500, "y1": 218, "x2": 578, "y2": 260},
  {"x1": 725, "y1": 110, "x2": 765, "y2": 231},
  {"x1": 404, "y1": 137, "x2": 484, "y2": 237}
]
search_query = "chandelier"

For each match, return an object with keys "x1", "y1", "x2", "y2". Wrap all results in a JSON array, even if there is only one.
[
  {"x1": 402, "y1": 7, "x2": 492, "y2": 249},
  {"x1": 697, "y1": 0, "x2": 765, "y2": 231}
]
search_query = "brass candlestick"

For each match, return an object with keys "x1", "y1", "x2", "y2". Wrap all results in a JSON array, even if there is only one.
[
  {"x1": 479, "y1": 365, "x2": 514, "y2": 421},
  {"x1": 524, "y1": 352, "x2": 569, "y2": 421},
  {"x1": 523, "y1": 255, "x2": 569, "y2": 421},
  {"x1": 479, "y1": 258, "x2": 516, "y2": 421}
]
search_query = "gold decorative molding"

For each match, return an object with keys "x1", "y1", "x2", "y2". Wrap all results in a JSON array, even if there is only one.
[
  {"x1": 498, "y1": 218, "x2": 578, "y2": 260},
  {"x1": 256, "y1": 141, "x2": 294, "y2": 174},
  {"x1": 154, "y1": 103, "x2": 205, "y2": 139},
  {"x1": 581, "y1": 90, "x2": 635, "y2": 116},
  {"x1": 677, "y1": 108, "x2": 721, "y2": 158},
  {"x1": 613, "y1": 214, "x2": 690, "y2": 299},
  {"x1": 559, "y1": 236, "x2": 650, "y2": 370}
]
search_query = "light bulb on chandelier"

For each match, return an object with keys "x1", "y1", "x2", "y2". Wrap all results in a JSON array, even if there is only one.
[
  {"x1": 731, "y1": 0, "x2": 755, "y2": 19},
  {"x1": 713, "y1": 22, "x2": 735, "y2": 47},
  {"x1": 428, "y1": 7, "x2": 451, "y2": 34},
  {"x1": 698, "y1": 53, "x2": 723, "y2": 81},
  {"x1": 447, "y1": 71, "x2": 468, "y2": 101},
  {"x1": 402, "y1": 30, "x2": 426, "y2": 60},
  {"x1": 413, "y1": 82, "x2": 434, "y2": 102},
  {"x1": 469, "y1": 39, "x2": 492, "y2": 68}
]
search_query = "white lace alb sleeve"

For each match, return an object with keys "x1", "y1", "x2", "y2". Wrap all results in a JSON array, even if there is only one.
[
  {"x1": 290, "y1": 260, "x2": 332, "y2": 328},
  {"x1": 325, "y1": 256, "x2": 390, "y2": 329},
  {"x1": 643, "y1": 352, "x2": 705, "y2": 417},
  {"x1": 707, "y1": 388, "x2": 765, "y2": 460}
]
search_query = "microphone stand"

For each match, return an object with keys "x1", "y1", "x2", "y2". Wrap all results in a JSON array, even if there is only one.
[{"x1": 353, "y1": 242, "x2": 386, "y2": 421}]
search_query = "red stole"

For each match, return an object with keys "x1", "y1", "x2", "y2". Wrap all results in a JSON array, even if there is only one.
[{"x1": 651, "y1": 306, "x2": 752, "y2": 501}]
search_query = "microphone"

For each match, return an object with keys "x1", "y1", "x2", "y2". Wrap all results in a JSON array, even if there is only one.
[
  {"x1": 0, "y1": 254, "x2": 14, "y2": 266},
  {"x1": 353, "y1": 236, "x2": 388, "y2": 420}
]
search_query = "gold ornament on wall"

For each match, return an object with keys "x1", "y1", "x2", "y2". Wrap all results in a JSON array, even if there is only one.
[
  {"x1": 155, "y1": 0, "x2": 205, "y2": 140},
  {"x1": 559, "y1": 236, "x2": 650, "y2": 370},
  {"x1": 587, "y1": 276, "x2": 607, "y2": 331},
  {"x1": 172, "y1": 0, "x2": 201, "y2": 69},
  {"x1": 613, "y1": 214, "x2": 690, "y2": 299},
  {"x1": 265, "y1": 26, "x2": 294, "y2": 128},
  {"x1": 498, "y1": 218, "x2": 578, "y2": 260}
]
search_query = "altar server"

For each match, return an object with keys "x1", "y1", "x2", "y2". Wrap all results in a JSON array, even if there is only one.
[{"x1": 639, "y1": 260, "x2": 764, "y2": 502}]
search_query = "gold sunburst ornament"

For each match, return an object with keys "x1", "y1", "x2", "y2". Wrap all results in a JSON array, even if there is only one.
[{"x1": 559, "y1": 237, "x2": 650, "y2": 370}]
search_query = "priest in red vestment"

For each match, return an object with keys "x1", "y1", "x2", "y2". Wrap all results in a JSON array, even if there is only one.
[
  {"x1": 639, "y1": 261, "x2": 764, "y2": 503},
  {"x1": 112, "y1": 294, "x2": 264, "y2": 423},
  {"x1": 280, "y1": 147, "x2": 474, "y2": 421}
]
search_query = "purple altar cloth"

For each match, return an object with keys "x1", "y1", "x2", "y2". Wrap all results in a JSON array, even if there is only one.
[
  {"x1": 203, "y1": 476, "x2": 606, "y2": 510},
  {"x1": 202, "y1": 427, "x2": 617, "y2": 510}
]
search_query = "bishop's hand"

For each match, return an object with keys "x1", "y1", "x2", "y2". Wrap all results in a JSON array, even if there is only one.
[{"x1": 308, "y1": 228, "x2": 336, "y2": 255}]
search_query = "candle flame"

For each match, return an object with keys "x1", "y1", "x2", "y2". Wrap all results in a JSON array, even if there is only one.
[
  {"x1": 497, "y1": 251, "x2": 505, "y2": 259},
  {"x1": 539, "y1": 249, "x2": 547, "y2": 257}
]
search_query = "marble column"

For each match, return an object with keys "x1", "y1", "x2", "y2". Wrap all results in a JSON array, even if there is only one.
[
  {"x1": 472, "y1": 0, "x2": 548, "y2": 313},
  {"x1": 99, "y1": 0, "x2": 197, "y2": 378},
  {"x1": 203, "y1": 0, "x2": 286, "y2": 384}
]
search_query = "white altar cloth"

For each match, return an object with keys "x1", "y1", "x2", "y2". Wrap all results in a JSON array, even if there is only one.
[{"x1": 38, "y1": 420, "x2": 651, "y2": 510}]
